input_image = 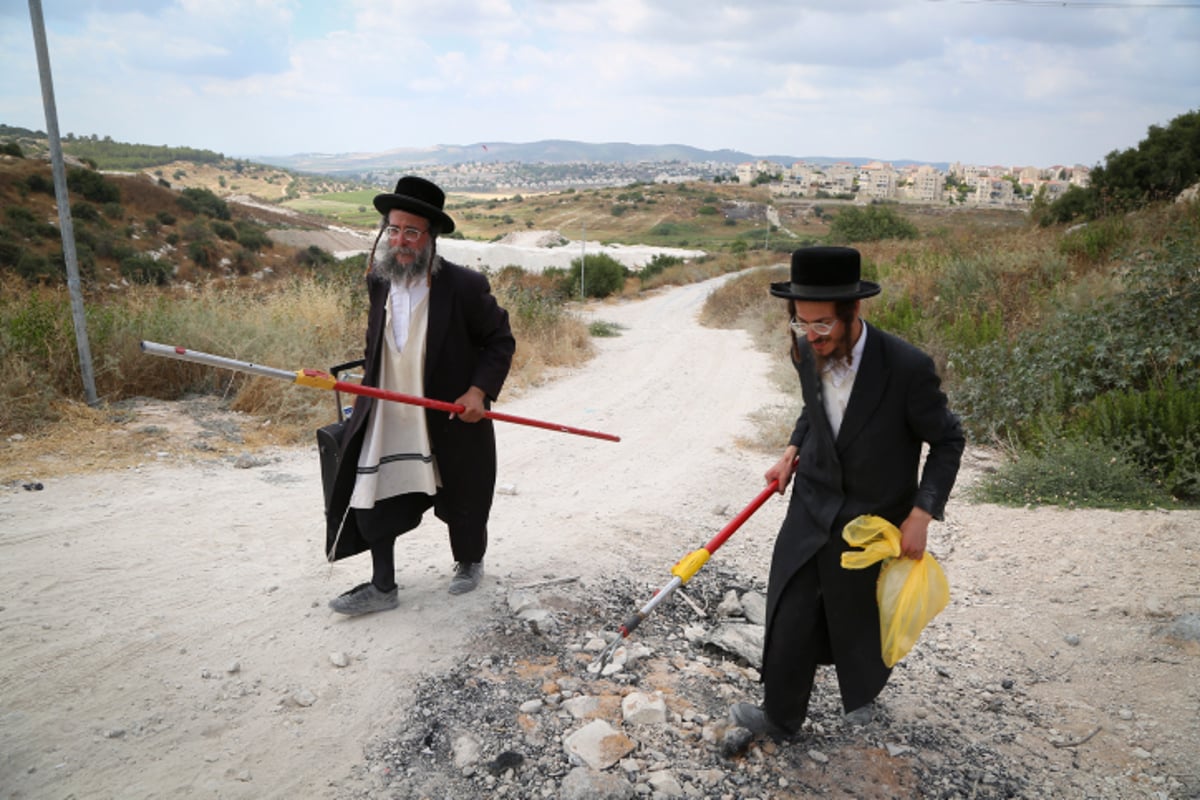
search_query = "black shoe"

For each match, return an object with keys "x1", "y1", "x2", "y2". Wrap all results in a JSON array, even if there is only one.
[
  {"x1": 448, "y1": 561, "x2": 483, "y2": 595},
  {"x1": 729, "y1": 702, "x2": 793, "y2": 740}
]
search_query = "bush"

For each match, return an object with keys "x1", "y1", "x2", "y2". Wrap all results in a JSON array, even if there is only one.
[
  {"x1": 828, "y1": 205, "x2": 918, "y2": 243},
  {"x1": 641, "y1": 253, "x2": 682, "y2": 280},
  {"x1": 588, "y1": 320, "x2": 625, "y2": 337},
  {"x1": 212, "y1": 221, "x2": 238, "y2": 241},
  {"x1": 567, "y1": 252, "x2": 626, "y2": 298},
  {"x1": 972, "y1": 437, "x2": 1170, "y2": 509},
  {"x1": 120, "y1": 253, "x2": 171, "y2": 285},
  {"x1": 187, "y1": 239, "x2": 220, "y2": 269},
  {"x1": 66, "y1": 167, "x2": 120, "y2": 203},
  {"x1": 234, "y1": 221, "x2": 272, "y2": 252},
  {"x1": 296, "y1": 246, "x2": 335, "y2": 269},
  {"x1": 1066, "y1": 378, "x2": 1200, "y2": 502},
  {"x1": 71, "y1": 202, "x2": 103, "y2": 223},
  {"x1": 25, "y1": 173, "x2": 55, "y2": 195},
  {"x1": 1058, "y1": 217, "x2": 1132, "y2": 263},
  {"x1": 178, "y1": 187, "x2": 231, "y2": 220}
]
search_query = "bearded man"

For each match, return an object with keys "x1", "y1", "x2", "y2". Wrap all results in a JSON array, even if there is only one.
[
  {"x1": 730, "y1": 246, "x2": 964, "y2": 737},
  {"x1": 324, "y1": 176, "x2": 515, "y2": 614}
]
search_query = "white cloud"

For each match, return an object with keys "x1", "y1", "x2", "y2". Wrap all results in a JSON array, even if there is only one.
[{"x1": 1, "y1": 0, "x2": 1196, "y2": 165}]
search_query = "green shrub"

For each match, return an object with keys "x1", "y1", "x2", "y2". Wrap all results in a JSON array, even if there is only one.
[
  {"x1": 187, "y1": 239, "x2": 220, "y2": 269},
  {"x1": 71, "y1": 202, "x2": 102, "y2": 223},
  {"x1": 0, "y1": 239, "x2": 21, "y2": 268},
  {"x1": 1066, "y1": 378, "x2": 1200, "y2": 501},
  {"x1": 296, "y1": 245, "x2": 335, "y2": 269},
  {"x1": 66, "y1": 167, "x2": 120, "y2": 203},
  {"x1": 588, "y1": 320, "x2": 625, "y2": 337},
  {"x1": 25, "y1": 173, "x2": 55, "y2": 195},
  {"x1": 972, "y1": 437, "x2": 1171, "y2": 509},
  {"x1": 828, "y1": 205, "x2": 918, "y2": 243},
  {"x1": 1058, "y1": 216, "x2": 1132, "y2": 263},
  {"x1": 178, "y1": 187, "x2": 231, "y2": 220},
  {"x1": 212, "y1": 221, "x2": 238, "y2": 241},
  {"x1": 120, "y1": 253, "x2": 171, "y2": 285},
  {"x1": 641, "y1": 253, "x2": 682, "y2": 280},
  {"x1": 156, "y1": 210, "x2": 176, "y2": 225},
  {"x1": 234, "y1": 221, "x2": 272, "y2": 252},
  {"x1": 568, "y1": 252, "x2": 626, "y2": 298},
  {"x1": 14, "y1": 250, "x2": 54, "y2": 282}
]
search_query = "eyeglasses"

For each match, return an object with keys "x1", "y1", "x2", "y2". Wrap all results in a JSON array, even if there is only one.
[
  {"x1": 384, "y1": 224, "x2": 428, "y2": 243},
  {"x1": 789, "y1": 318, "x2": 837, "y2": 337}
]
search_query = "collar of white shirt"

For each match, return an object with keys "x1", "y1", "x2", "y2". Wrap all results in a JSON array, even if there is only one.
[{"x1": 822, "y1": 320, "x2": 868, "y2": 386}]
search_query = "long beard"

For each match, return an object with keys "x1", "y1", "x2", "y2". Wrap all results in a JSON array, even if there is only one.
[
  {"x1": 373, "y1": 237, "x2": 435, "y2": 285},
  {"x1": 812, "y1": 330, "x2": 853, "y2": 373}
]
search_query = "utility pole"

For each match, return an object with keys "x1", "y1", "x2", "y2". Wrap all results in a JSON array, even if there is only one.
[
  {"x1": 28, "y1": 0, "x2": 98, "y2": 405},
  {"x1": 580, "y1": 219, "x2": 586, "y2": 299}
]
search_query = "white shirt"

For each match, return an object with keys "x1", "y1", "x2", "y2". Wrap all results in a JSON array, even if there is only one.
[
  {"x1": 821, "y1": 320, "x2": 868, "y2": 438},
  {"x1": 389, "y1": 277, "x2": 430, "y2": 352}
]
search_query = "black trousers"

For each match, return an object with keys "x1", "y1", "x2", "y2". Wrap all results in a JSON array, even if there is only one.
[
  {"x1": 354, "y1": 491, "x2": 488, "y2": 564},
  {"x1": 763, "y1": 548, "x2": 887, "y2": 732},
  {"x1": 762, "y1": 556, "x2": 832, "y2": 733}
]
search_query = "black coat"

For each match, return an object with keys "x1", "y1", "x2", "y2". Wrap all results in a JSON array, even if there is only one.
[
  {"x1": 324, "y1": 258, "x2": 515, "y2": 561},
  {"x1": 763, "y1": 323, "x2": 964, "y2": 705}
]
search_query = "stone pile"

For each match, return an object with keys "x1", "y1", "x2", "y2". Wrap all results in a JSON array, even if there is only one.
[{"x1": 334, "y1": 569, "x2": 1190, "y2": 799}]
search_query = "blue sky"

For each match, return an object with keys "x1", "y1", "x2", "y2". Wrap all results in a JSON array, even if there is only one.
[{"x1": 1, "y1": 0, "x2": 1197, "y2": 167}]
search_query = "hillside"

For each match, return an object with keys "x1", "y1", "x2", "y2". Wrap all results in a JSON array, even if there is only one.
[{"x1": 0, "y1": 153, "x2": 339, "y2": 289}]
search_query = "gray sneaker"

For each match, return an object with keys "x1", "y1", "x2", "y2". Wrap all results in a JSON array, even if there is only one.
[
  {"x1": 729, "y1": 702, "x2": 793, "y2": 740},
  {"x1": 448, "y1": 561, "x2": 483, "y2": 595},
  {"x1": 329, "y1": 582, "x2": 398, "y2": 616},
  {"x1": 843, "y1": 701, "x2": 876, "y2": 726}
]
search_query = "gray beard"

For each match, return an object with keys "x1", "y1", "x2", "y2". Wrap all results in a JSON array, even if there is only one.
[{"x1": 374, "y1": 238, "x2": 436, "y2": 284}]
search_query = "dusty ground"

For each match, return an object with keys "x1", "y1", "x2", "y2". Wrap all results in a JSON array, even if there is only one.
[{"x1": 1, "y1": 275, "x2": 1198, "y2": 799}]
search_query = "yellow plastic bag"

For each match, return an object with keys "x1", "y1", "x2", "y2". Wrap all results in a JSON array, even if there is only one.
[{"x1": 841, "y1": 515, "x2": 950, "y2": 668}]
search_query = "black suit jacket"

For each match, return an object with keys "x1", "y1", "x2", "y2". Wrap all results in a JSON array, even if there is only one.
[
  {"x1": 325, "y1": 257, "x2": 515, "y2": 560},
  {"x1": 763, "y1": 323, "x2": 964, "y2": 703}
]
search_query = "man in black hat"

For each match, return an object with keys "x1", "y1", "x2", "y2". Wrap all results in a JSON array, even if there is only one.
[
  {"x1": 730, "y1": 245, "x2": 963, "y2": 737},
  {"x1": 324, "y1": 176, "x2": 515, "y2": 614}
]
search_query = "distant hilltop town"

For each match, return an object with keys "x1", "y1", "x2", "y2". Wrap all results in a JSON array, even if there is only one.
[
  {"x1": 745, "y1": 159, "x2": 1092, "y2": 208},
  {"x1": 354, "y1": 157, "x2": 1090, "y2": 209}
]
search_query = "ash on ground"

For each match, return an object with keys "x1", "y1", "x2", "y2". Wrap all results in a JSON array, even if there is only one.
[{"x1": 335, "y1": 569, "x2": 1190, "y2": 800}]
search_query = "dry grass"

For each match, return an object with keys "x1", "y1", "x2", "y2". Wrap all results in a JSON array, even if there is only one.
[{"x1": 0, "y1": 266, "x2": 599, "y2": 480}]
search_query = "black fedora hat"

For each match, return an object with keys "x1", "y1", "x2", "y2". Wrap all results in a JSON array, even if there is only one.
[
  {"x1": 769, "y1": 246, "x2": 880, "y2": 301},
  {"x1": 372, "y1": 175, "x2": 455, "y2": 234}
]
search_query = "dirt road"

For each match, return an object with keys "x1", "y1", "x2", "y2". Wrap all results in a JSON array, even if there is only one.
[{"x1": 2, "y1": 274, "x2": 1197, "y2": 799}]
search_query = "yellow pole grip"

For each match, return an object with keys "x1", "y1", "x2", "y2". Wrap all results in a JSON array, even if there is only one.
[
  {"x1": 671, "y1": 548, "x2": 711, "y2": 584},
  {"x1": 294, "y1": 369, "x2": 337, "y2": 390}
]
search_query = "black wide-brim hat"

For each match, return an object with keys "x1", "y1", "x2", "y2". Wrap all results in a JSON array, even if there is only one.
[
  {"x1": 372, "y1": 175, "x2": 455, "y2": 235},
  {"x1": 769, "y1": 246, "x2": 881, "y2": 301}
]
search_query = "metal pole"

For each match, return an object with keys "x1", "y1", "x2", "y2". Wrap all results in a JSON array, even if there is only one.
[
  {"x1": 580, "y1": 219, "x2": 586, "y2": 299},
  {"x1": 28, "y1": 0, "x2": 98, "y2": 405}
]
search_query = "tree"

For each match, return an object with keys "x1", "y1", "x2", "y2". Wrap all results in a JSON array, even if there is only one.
[
  {"x1": 1091, "y1": 109, "x2": 1200, "y2": 209},
  {"x1": 1047, "y1": 109, "x2": 1200, "y2": 223}
]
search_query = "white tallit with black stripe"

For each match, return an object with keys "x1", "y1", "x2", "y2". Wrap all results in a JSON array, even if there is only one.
[{"x1": 349, "y1": 282, "x2": 439, "y2": 508}]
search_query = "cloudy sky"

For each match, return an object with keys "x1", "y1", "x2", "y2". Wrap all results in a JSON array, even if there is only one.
[{"x1": 2, "y1": 0, "x2": 1197, "y2": 168}]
